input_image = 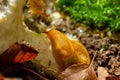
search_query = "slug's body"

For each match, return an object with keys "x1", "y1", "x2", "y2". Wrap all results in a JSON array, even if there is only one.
[{"x1": 47, "y1": 29, "x2": 90, "y2": 70}]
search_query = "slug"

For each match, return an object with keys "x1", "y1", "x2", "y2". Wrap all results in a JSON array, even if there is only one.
[{"x1": 47, "y1": 29, "x2": 90, "y2": 70}]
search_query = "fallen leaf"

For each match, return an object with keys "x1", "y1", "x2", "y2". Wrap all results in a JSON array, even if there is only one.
[
  {"x1": 97, "y1": 67, "x2": 109, "y2": 80},
  {"x1": 0, "y1": 74, "x2": 4, "y2": 80},
  {"x1": 58, "y1": 52, "x2": 98, "y2": 80},
  {"x1": 58, "y1": 63, "x2": 98, "y2": 80},
  {"x1": 0, "y1": 42, "x2": 38, "y2": 66}
]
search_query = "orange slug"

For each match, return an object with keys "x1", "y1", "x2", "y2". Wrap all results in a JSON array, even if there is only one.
[
  {"x1": 47, "y1": 29, "x2": 90, "y2": 70},
  {"x1": 71, "y1": 40, "x2": 90, "y2": 65}
]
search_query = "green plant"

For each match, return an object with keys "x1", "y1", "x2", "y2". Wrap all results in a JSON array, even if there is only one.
[
  {"x1": 101, "y1": 44, "x2": 108, "y2": 51},
  {"x1": 56, "y1": 0, "x2": 120, "y2": 32}
]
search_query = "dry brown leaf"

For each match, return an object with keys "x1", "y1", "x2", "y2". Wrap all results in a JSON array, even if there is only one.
[
  {"x1": 97, "y1": 67, "x2": 109, "y2": 80},
  {"x1": 58, "y1": 52, "x2": 98, "y2": 80},
  {"x1": 58, "y1": 63, "x2": 98, "y2": 80}
]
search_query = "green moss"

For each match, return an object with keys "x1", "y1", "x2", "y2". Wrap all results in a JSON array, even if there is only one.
[{"x1": 56, "y1": 0, "x2": 120, "y2": 32}]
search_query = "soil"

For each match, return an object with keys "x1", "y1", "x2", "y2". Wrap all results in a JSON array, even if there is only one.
[{"x1": 80, "y1": 34, "x2": 120, "y2": 78}]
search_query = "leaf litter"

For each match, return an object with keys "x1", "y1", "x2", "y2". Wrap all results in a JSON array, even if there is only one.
[{"x1": 58, "y1": 52, "x2": 98, "y2": 80}]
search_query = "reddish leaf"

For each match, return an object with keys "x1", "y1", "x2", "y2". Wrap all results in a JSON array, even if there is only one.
[
  {"x1": 0, "y1": 74, "x2": 4, "y2": 80},
  {"x1": 0, "y1": 42, "x2": 38, "y2": 66}
]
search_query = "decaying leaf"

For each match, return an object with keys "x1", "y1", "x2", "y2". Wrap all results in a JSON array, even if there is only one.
[
  {"x1": 58, "y1": 63, "x2": 98, "y2": 80},
  {"x1": 27, "y1": 0, "x2": 47, "y2": 20},
  {"x1": 0, "y1": 74, "x2": 4, "y2": 79},
  {"x1": 0, "y1": 42, "x2": 38, "y2": 66},
  {"x1": 47, "y1": 29, "x2": 90, "y2": 71},
  {"x1": 98, "y1": 67, "x2": 120, "y2": 80},
  {"x1": 58, "y1": 52, "x2": 98, "y2": 80},
  {"x1": 97, "y1": 67, "x2": 109, "y2": 80}
]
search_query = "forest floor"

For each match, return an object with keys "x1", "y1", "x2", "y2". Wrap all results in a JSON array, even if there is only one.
[
  {"x1": 24, "y1": 1, "x2": 120, "y2": 78},
  {"x1": 0, "y1": 0, "x2": 120, "y2": 79},
  {"x1": 25, "y1": 10, "x2": 120, "y2": 79}
]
